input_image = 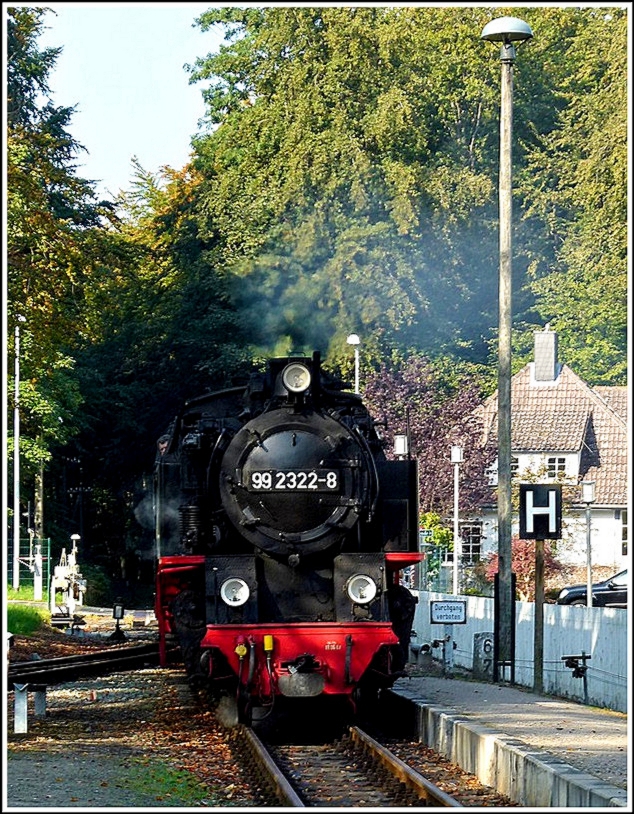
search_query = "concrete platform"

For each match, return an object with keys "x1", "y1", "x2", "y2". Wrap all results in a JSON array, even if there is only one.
[{"x1": 385, "y1": 675, "x2": 628, "y2": 808}]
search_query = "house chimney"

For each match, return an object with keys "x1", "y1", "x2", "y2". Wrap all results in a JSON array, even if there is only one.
[{"x1": 534, "y1": 325, "x2": 558, "y2": 382}]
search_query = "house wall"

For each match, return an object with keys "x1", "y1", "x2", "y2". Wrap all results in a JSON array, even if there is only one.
[
  {"x1": 478, "y1": 506, "x2": 626, "y2": 570},
  {"x1": 411, "y1": 591, "x2": 627, "y2": 712}
]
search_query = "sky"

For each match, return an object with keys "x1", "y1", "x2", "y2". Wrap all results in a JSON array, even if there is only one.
[{"x1": 34, "y1": 3, "x2": 225, "y2": 200}]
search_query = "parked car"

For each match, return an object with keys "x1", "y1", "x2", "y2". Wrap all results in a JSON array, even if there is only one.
[{"x1": 556, "y1": 569, "x2": 628, "y2": 607}]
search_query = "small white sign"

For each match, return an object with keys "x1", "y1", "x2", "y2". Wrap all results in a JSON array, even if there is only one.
[{"x1": 430, "y1": 600, "x2": 467, "y2": 624}]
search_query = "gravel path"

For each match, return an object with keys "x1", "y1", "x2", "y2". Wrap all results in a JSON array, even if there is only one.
[
  {"x1": 7, "y1": 749, "x2": 177, "y2": 808},
  {"x1": 6, "y1": 668, "x2": 261, "y2": 809}
]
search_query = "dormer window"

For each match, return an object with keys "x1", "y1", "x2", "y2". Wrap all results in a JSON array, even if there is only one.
[{"x1": 547, "y1": 456, "x2": 566, "y2": 478}]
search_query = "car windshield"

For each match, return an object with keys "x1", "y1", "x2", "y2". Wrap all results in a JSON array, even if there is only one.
[{"x1": 609, "y1": 570, "x2": 628, "y2": 587}]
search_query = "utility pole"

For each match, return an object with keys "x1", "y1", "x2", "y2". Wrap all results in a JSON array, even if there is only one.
[
  {"x1": 13, "y1": 316, "x2": 26, "y2": 590},
  {"x1": 481, "y1": 17, "x2": 533, "y2": 682}
]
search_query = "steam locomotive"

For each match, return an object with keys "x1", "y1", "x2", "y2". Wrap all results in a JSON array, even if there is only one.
[{"x1": 154, "y1": 352, "x2": 421, "y2": 723}]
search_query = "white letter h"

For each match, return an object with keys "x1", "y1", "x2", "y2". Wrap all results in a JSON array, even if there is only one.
[{"x1": 525, "y1": 490, "x2": 557, "y2": 533}]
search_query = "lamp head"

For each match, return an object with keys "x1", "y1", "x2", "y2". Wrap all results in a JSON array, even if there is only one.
[
  {"x1": 580, "y1": 481, "x2": 596, "y2": 504},
  {"x1": 481, "y1": 16, "x2": 533, "y2": 44},
  {"x1": 394, "y1": 435, "x2": 408, "y2": 457},
  {"x1": 451, "y1": 445, "x2": 464, "y2": 464},
  {"x1": 346, "y1": 334, "x2": 360, "y2": 346}
]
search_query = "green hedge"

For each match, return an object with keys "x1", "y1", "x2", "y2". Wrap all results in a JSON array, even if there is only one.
[{"x1": 7, "y1": 604, "x2": 48, "y2": 635}]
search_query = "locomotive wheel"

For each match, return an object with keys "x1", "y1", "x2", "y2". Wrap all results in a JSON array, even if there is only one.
[{"x1": 352, "y1": 681, "x2": 381, "y2": 715}]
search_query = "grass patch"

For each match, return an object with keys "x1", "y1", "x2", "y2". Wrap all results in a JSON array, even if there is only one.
[
  {"x1": 6, "y1": 584, "x2": 48, "y2": 602},
  {"x1": 124, "y1": 760, "x2": 223, "y2": 806},
  {"x1": 7, "y1": 604, "x2": 48, "y2": 635}
]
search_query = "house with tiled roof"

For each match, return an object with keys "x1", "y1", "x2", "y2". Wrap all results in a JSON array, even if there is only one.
[{"x1": 473, "y1": 328, "x2": 628, "y2": 570}]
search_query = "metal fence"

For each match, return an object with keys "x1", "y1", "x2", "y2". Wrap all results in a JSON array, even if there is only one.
[
  {"x1": 6, "y1": 537, "x2": 51, "y2": 599},
  {"x1": 411, "y1": 590, "x2": 628, "y2": 712}
]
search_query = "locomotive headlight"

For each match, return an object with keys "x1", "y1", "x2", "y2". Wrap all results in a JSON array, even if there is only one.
[
  {"x1": 281, "y1": 363, "x2": 311, "y2": 394},
  {"x1": 220, "y1": 577, "x2": 250, "y2": 606},
  {"x1": 346, "y1": 574, "x2": 377, "y2": 605}
]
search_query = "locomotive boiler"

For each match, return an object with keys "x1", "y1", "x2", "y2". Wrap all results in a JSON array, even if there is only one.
[{"x1": 154, "y1": 352, "x2": 421, "y2": 722}]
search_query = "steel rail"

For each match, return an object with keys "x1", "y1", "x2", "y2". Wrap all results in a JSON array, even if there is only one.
[
  {"x1": 349, "y1": 725, "x2": 463, "y2": 807},
  {"x1": 8, "y1": 643, "x2": 162, "y2": 687},
  {"x1": 238, "y1": 722, "x2": 462, "y2": 807},
  {"x1": 9, "y1": 642, "x2": 159, "y2": 672},
  {"x1": 240, "y1": 725, "x2": 305, "y2": 806}
]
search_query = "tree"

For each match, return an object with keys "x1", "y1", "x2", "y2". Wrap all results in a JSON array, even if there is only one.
[
  {"x1": 187, "y1": 5, "x2": 626, "y2": 383},
  {"x1": 484, "y1": 537, "x2": 564, "y2": 602},
  {"x1": 188, "y1": 6, "x2": 508, "y2": 366},
  {"x1": 6, "y1": 7, "x2": 115, "y2": 532},
  {"x1": 517, "y1": 8, "x2": 627, "y2": 385},
  {"x1": 50, "y1": 160, "x2": 252, "y2": 563},
  {"x1": 363, "y1": 354, "x2": 495, "y2": 518}
]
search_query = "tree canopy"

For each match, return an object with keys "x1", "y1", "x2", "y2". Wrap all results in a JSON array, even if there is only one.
[
  {"x1": 6, "y1": 6, "x2": 627, "y2": 575},
  {"x1": 186, "y1": 5, "x2": 626, "y2": 381}
]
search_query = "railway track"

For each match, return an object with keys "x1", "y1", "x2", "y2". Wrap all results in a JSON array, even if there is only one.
[
  {"x1": 7, "y1": 642, "x2": 162, "y2": 687},
  {"x1": 238, "y1": 724, "x2": 463, "y2": 807}
]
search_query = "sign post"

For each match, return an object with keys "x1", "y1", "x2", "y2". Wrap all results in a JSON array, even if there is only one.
[
  {"x1": 430, "y1": 600, "x2": 466, "y2": 677},
  {"x1": 519, "y1": 484, "x2": 562, "y2": 693}
]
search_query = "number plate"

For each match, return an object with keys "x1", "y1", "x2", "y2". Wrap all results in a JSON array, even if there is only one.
[{"x1": 247, "y1": 470, "x2": 339, "y2": 491}]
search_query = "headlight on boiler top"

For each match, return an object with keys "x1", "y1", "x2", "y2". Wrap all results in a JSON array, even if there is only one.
[
  {"x1": 346, "y1": 574, "x2": 377, "y2": 604},
  {"x1": 220, "y1": 577, "x2": 250, "y2": 606},
  {"x1": 281, "y1": 362, "x2": 311, "y2": 394}
]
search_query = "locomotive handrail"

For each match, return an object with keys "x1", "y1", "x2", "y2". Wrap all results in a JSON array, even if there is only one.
[
  {"x1": 353, "y1": 424, "x2": 380, "y2": 518},
  {"x1": 157, "y1": 564, "x2": 203, "y2": 574}
]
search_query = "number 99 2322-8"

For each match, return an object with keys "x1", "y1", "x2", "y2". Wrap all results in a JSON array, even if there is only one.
[{"x1": 248, "y1": 470, "x2": 339, "y2": 492}]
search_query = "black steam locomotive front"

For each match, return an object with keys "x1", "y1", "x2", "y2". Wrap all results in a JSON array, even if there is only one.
[
  {"x1": 218, "y1": 375, "x2": 379, "y2": 561},
  {"x1": 157, "y1": 352, "x2": 400, "y2": 561},
  {"x1": 154, "y1": 352, "x2": 420, "y2": 715}
]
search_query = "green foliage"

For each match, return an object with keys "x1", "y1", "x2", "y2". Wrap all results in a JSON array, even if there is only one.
[
  {"x1": 418, "y1": 512, "x2": 453, "y2": 589},
  {"x1": 79, "y1": 563, "x2": 113, "y2": 607},
  {"x1": 7, "y1": 604, "x2": 48, "y2": 635},
  {"x1": 419, "y1": 512, "x2": 454, "y2": 549},
  {"x1": 184, "y1": 6, "x2": 627, "y2": 384},
  {"x1": 484, "y1": 538, "x2": 564, "y2": 602},
  {"x1": 189, "y1": 6, "x2": 506, "y2": 364},
  {"x1": 7, "y1": 6, "x2": 626, "y2": 575},
  {"x1": 6, "y1": 6, "x2": 120, "y2": 530},
  {"x1": 517, "y1": 8, "x2": 627, "y2": 385}
]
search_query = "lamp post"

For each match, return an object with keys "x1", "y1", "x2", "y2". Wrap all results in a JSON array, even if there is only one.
[
  {"x1": 13, "y1": 315, "x2": 26, "y2": 590},
  {"x1": 481, "y1": 15, "x2": 533, "y2": 682},
  {"x1": 451, "y1": 446, "x2": 463, "y2": 595},
  {"x1": 346, "y1": 334, "x2": 360, "y2": 394},
  {"x1": 581, "y1": 481, "x2": 596, "y2": 607}
]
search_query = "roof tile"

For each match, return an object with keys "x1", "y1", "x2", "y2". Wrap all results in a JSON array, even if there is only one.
[{"x1": 478, "y1": 364, "x2": 628, "y2": 506}]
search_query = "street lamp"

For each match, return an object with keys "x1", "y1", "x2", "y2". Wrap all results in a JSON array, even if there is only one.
[
  {"x1": 394, "y1": 435, "x2": 408, "y2": 459},
  {"x1": 581, "y1": 481, "x2": 596, "y2": 607},
  {"x1": 346, "y1": 334, "x2": 360, "y2": 394},
  {"x1": 481, "y1": 15, "x2": 533, "y2": 682},
  {"x1": 451, "y1": 446, "x2": 463, "y2": 595},
  {"x1": 13, "y1": 315, "x2": 26, "y2": 590}
]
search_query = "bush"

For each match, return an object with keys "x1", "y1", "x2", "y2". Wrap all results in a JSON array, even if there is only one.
[
  {"x1": 79, "y1": 563, "x2": 114, "y2": 607},
  {"x1": 7, "y1": 604, "x2": 47, "y2": 635}
]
